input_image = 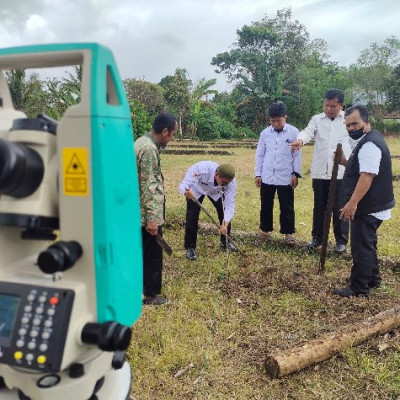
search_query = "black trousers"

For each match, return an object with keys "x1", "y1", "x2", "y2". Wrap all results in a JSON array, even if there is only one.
[
  {"x1": 142, "y1": 226, "x2": 163, "y2": 297},
  {"x1": 349, "y1": 214, "x2": 382, "y2": 295},
  {"x1": 184, "y1": 196, "x2": 231, "y2": 249},
  {"x1": 311, "y1": 179, "x2": 349, "y2": 245},
  {"x1": 259, "y1": 183, "x2": 295, "y2": 234}
]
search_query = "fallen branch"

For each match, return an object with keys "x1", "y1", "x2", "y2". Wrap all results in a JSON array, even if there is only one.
[{"x1": 265, "y1": 305, "x2": 400, "y2": 378}]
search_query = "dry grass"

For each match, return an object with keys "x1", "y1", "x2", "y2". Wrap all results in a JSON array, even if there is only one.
[{"x1": 129, "y1": 137, "x2": 400, "y2": 400}]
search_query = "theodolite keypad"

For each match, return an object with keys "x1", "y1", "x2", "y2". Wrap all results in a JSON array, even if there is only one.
[{"x1": 0, "y1": 281, "x2": 74, "y2": 372}]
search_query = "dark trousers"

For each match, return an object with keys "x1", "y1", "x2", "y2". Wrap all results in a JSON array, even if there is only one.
[
  {"x1": 184, "y1": 196, "x2": 231, "y2": 249},
  {"x1": 349, "y1": 214, "x2": 382, "y2": 295},
  {"x1": 312, "y1": 179, "x2": 349, "y2": 245},
  {"x1": 142, "y1": 226, "x2": 163, "y2": 297},
  {"x1": 259, "y1": 183, "x2": 295, "y2": 234}
]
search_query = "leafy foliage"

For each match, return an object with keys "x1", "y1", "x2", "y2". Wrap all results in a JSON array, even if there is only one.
[
  {"x1": 5, "y1": 66, "x2": 81, "y2": 120},
  {"x1": 211, "y1": 8, "x2": 327, "y2": 131},
  {"x1": 159, "y1": 68, "x2": 192, "y2": 140},
  {"x1": 387, "y1": 64, "x2": 400, "y2": 111},
  {"x1": 129, "y1": 99, "x2": 152, "y2": 139},
  {"x1": 349, "y1": 36, "x2": 400, "y2": 120},
  {"x1": 123, "y1": 78, "x2": 166, "y2": 116}
]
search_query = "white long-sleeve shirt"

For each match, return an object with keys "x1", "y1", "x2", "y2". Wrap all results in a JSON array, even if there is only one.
[
  {"x1": 255, "y1": 123, "x2": 302, "y2": 185},
  {"x1": 178, "y1": 161, "x2": 236, "y2": 222},
  {"x1": 298, "y1": 110, "x2": 351, "y2": 179}
]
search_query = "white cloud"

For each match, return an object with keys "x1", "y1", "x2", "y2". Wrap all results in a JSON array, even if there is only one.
[{"x1": 0, "y1": 0, "x2": 399, "y2": 90}]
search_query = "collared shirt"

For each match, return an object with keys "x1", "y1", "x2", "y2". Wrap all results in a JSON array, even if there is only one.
[
  {"x1": 350, "y1": 135, "x2": 391, "y2": 221},
  {"x1": 134, "y1": 132, "x2": 164, "y2": 226},
  {"x1": 254, "y1": 123, "x2": 302, "y2": 185},
  {"x1": 298, "y1": 110, "x2": 351, "y2": 179},
  {"x1": 178, "y1": 160, "x2": 236, "y2": 222}
]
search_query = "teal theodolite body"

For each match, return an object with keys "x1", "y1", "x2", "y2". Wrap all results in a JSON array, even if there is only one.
[{"x1": 0, "y1": 43, "x2": 142, "y2": 400}]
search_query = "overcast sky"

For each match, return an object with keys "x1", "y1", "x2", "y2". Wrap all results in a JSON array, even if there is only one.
[{"x1": 0, "y1": 0, "x2": 399, "y2": 91}]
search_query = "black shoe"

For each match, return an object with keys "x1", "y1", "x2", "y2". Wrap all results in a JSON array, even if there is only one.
[
  {"x1": 143, "y1": 295, "x2": 169, "y2": 306},
  {"x1": 334, "y1": 243, "x2": 347, "y2": 254},
  {"x1": 307, "y1": 237, "x2": 322, "y2": 249},
  {"x1": 186, "y1": 248, "x2": 197, "y2": 261},
  {"x1": 221, "y1": 241, "x2": 238, "y2": 252},
  {"x1": 369, "y1": 281, "x2": 382, "y2": 289},
  {"x1": 346, "y1": 277, "x2": 381, "y2": 289},
  {"x1": 333, "y1": 286, "x2": 368, "y2": 298}
]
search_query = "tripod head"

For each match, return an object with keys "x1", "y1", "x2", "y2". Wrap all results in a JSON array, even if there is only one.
[{"x1": 0, "y1": 43, "x2": 142, "y2": 400}]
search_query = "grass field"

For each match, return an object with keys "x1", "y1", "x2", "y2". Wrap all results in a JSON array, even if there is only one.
[{"x1": 129, "y1": 137, "x2": 400, "y2": 400}]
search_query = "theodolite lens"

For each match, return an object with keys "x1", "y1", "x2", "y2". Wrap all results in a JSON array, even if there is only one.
[{"x1": 0, "y1": 138, "x2": 44, "y2": 198}]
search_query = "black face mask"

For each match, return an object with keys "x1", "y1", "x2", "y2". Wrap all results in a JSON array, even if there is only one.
[{"x1": 349, "y1": 127, "x2": 365, "y2": 140}]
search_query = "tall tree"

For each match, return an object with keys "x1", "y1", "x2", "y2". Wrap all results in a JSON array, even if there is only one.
[
  {"x1": 5, "y1": 69, "x2": 46, "y2": 116},
  {"x1": 159, "y1": 68, "x2": 192, "y2": 140},
  {"x1": 189, "y1": 78, "x2": 217, "y2": 137},
  {"x1": 283, "y1": 54, "x2": 351, "y2": 128},
  {"x1": 349, "y1": 36, "x2": 400, "y2": 120},
  {"x1": 386, "y1": 64, "x2": 400, "y2": 112},
  {"x1": 211, "y1": 8, "x2": 325, "y2": 131},
  {"x1": 123, "y1": 78, "x2": 166, "y2": 116}
]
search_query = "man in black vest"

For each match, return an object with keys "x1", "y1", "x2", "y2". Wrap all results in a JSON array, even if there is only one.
[{"x1": 333, "y1": 105, "x2": 395, "y2": 298}]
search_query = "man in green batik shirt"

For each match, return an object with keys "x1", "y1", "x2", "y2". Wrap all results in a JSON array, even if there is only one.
[{"x1": 135, "y1": 112, "x2": 178, "y2": 306}]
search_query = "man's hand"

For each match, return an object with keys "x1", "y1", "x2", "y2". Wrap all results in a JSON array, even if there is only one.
[
  {"x1": 340, "y1": 173, "x2": 375, "y2": 221},
  {"x1": 340, "y1": 201, "x2": 357, "y2": 221},
  {"x1": 255, "y1": 176, "x2": 262, "y2": 188},
  {"x1": 145, "y1": 221, "x2": 159, "y2": 236},
  {"x1": 219, "y1": 221, "x2": 228, "y2": 236},
  {"x1": 289, "y1": 139, "x2": 303, "y2": 151},
  {"x1": 290, "y1": 176, "x2": 298, "y2": 188},
  {"x1": 184, "y1": 188, "x2": 195, "y2": 200}
]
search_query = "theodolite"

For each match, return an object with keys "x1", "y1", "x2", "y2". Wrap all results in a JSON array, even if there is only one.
[{"x1": 0, "y1": 43, "x2": 142, "y2": 400}]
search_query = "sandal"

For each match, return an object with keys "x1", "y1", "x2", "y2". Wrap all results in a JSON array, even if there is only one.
[
  {"x1": 254, "y1": 232, "x2": 272, "y2": 246},
  {"x1": 283, "y1": 235, "x2": 295, "y2": 245}
]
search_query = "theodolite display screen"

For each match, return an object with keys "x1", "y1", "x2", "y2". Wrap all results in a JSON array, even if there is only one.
[{"x1": 0, "y1": 294, "x2": 20, "y2": 347}]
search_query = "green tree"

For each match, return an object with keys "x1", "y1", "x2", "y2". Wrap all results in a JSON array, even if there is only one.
[
  {"x1": 5, "y1": 69, "x2": 47, "y2": 116},
  {"x1": 159, "y1": 68, "x2": 192, "y2": 140},
  {"x1": 211, "y1": 8, "x2": 325, "y2": 131},
  {"x1": 129, "y1": 99, "x2": 152, "y2": 139},
  {"x1": 123, "y1": 78, "x2": 166, "y2": 116},
  {"x1": 188, "y1": 78, "x2": 217, "y2": 137},
  {"x1": 283, "y1": 54, "x2": 352, "y2": 128},
  {"x1": 349, "y1": 36, "x2": 400, "y2": 120},
  {"x1": 387, "y1": 64, "x2": 400, "y2": 111}
]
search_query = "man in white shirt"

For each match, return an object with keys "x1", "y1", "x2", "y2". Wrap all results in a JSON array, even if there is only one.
[
  {"x1": 333, "y1": 105, "x2": 395, "y2": 298},
  {"x1": 290, "y1": 89, "x2": 350, "y2": 253},
  {"x1": 179, "y1": 161, "x2": 237, "y2": 261},
  {"x1": 254, "y1": 101, "x2": 302, "y2": 245}
]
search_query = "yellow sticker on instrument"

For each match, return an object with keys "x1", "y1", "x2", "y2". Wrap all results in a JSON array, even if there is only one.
[{"x1": 62, "y1": 148, "x2": 89, "y2": 196}]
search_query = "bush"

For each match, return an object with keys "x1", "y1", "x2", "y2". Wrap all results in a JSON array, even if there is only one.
[
  {"x1": 130, "y1": 99, "x2": 152, "y2": 139},
  {"x1": 195, "y1": 110, "x2": 221, "y2": 140},
  {"x1": 372, "y1": 120, "x2": 400, "y2": 135}
]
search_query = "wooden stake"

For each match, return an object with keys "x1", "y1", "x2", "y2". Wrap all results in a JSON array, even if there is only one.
[{"x1": 319, "y1": 143, "x2": 342, "y2": 273}]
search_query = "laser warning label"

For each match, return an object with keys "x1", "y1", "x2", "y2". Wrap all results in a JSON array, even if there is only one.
[{"x1": 62, "y1": 148, "x2": 89, "y2": 196}]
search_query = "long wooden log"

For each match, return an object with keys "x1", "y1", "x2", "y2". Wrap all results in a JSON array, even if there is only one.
[{"x1": 265, "y1": 305, "x2": 400, "y2": 378}]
